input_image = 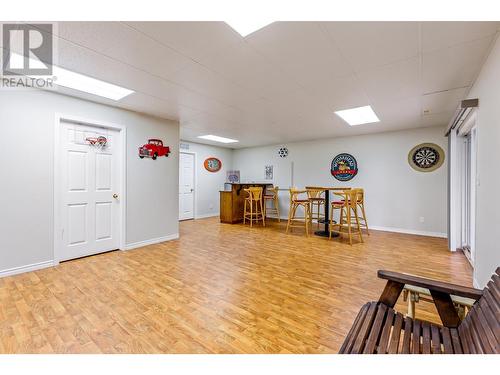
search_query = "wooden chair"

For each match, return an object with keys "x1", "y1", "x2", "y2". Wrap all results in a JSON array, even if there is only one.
[
  {"x1": 329, "y1": 189, "x2": 363, "y2": 245},
  {"x1": 286, "y1": 188, "x2": 312, "y2": 236},
  {"x1": 307, "y1": 188, "x2": 325, "y2": 227},
  {"x1": 263, "y1": 186, "x2": 280, "y2": 222},
  {"x1": 339, "y1": 268, "x2": 500, "y2": 354},
  {"x1": 243, "y1": 187, "x2": 265, "y2": 227}
]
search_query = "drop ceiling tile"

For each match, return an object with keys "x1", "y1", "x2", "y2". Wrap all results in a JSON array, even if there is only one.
[
  {"x1": 371, "y1": 96, "x2": 422, "y2": 124},
  {"x1": 302, "y1": 74, "x2": 370, "y2": 112},
  {"x1": 422, "y1": 21, "x2": 499, "y2": 53},
  {"x1": 421, "y1": 111, "x2": 455, "y2": 128},
  {"x1": 57, "y1": 22, "x2": 192, "y2": 77},
  {"x1": 357, "y1": 57, "x2": 421, "y2": 102},
  {"x1": 245, "y1": 22, "x2": 352, "y2": 87},
  {"x1": 196, "y1": 41, "x2": 302, "y2": 100},
  {"x1": 169, "y1": 62, "x2": 260, "y2": 108},
  {"x1": 125, "y1": 21, "x2": 242, "y2": 63},
  {"x1": 423, "y1": 36, "x2": 494, "y2": 93},
  {"x1": 321, "y1": 21, "x2": 420, "y2": 72},
  {"x1": 422, "y1": 87, "x2": 469, "y2": 115}
]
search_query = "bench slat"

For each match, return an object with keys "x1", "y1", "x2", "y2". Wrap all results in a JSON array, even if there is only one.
[
  {"x1": 441, "y1": 327, "x2": 454, "y2": 354},
  {"x1": 388, "y1": 312, "x2": 403, "y2": 354},
  {"x1": 339, "y1": 302, "x2": 370, "y2": 353},
  {"x1": 363, "y1": 303, "x2": 387, "y2": 354},
  {"x1": 402, "y1": 317, "x2": 412, "y2": 354},
  {"x1": 459, "y1": 318, "x2": 474, "y2": 354},
  {"x1": 478, "y1": 298, "x2": 500, "y2": 343},
  {"x1": 377, "y1": 308, "x2": 394, "y2": 353},
  {"x1": 450, "y1": 328, "x2": 463, "y2": 354},
  {"x1": 431, "y1": 324, "x2": 441, "y2": 353},
  {"x1": 421, "y1": 322, "x2": 431, "y2": 354},
  {"x1": 352, "y1": 302, "x2": 378, "y2": 354},
  {"x1": 413, "y1": 320, "x2": 422, "y2": 353}
]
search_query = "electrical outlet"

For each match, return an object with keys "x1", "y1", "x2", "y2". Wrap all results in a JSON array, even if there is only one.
[{"x1": 419, "y1": 217, "x2": 425, "y2": 223}]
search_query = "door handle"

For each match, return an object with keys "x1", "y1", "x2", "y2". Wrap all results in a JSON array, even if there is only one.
[
  {"x1": 113, "y1": 193, "x2": 119, "y2": 199},
  {"x1": 190, "y1": 189, "x2": 194, "y2": 192}
]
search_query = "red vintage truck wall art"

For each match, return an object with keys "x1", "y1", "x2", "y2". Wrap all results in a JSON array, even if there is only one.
[{"x1": 139, "y1": 139, "x2": 170, "y2": 160}]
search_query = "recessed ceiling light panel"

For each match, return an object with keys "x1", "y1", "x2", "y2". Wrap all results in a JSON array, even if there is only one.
[
  {"x1": 335, "y1": 105, "x2": 380, "y2": 126},
  {"x1": 12, "y1": 52, "x2": 134, "y2": 101},
  {"x1": 198, "y1": 135, "x2": 239, "y2": 144},
  {"x1": 53, "y1": 66, "x2": 134, "y2": 101}
]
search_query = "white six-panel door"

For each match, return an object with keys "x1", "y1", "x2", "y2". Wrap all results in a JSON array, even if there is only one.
[
  {"x1": 179, "y1": 152, "x2": 195, "y2": 220},
  {"x1": 60, "y1": 121, "x2": 121, "y2": 261}
]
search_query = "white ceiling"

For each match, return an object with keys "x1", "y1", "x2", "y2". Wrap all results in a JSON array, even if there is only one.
[{"x1": 5, "y1": 21, "x2": 500, "y2": 148}]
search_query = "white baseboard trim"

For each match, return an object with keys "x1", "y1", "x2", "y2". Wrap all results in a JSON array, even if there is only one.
[
  {"x1": 0, "y1": 260, "x2": 57, "y2": 278},
  {"x1": 274, "y1": 217, "x2": 447, "y2": 238},
  {"x1": 124, "y1": 233, "x2": 179, "y2": 251},
  {"x1": 195, "y1": 212, "x2": 219, "y2": 219},
  {"x1": 370, "y1": 226, "x2": 447, "y2": 238}
]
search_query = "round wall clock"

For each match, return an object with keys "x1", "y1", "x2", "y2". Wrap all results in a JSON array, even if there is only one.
[
  {"x1": 204, "y1": 157, "x2": 222, "y2": 172},
  {"x1": 278, "y1": 147, "x2": 288, "y2": 158},
  {"x1": 331, "y1": 153, "x2": 358, "y2": 181},
  {"x1": 408, "y1": 143, "x2": 445, "y2": 172}
]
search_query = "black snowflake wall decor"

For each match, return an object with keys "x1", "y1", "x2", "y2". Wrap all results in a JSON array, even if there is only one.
[
  {"x1": 278, "y1": 147, "x2": 288, "y2": 158},
  {"x1": 408, "y1": 143, "x2": 445, "y2": 172}
]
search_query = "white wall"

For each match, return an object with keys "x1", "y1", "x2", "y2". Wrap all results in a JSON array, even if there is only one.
[
  {"x1": 180, "y1": 141, "x2": 233, "y2": 218},
  {"x1": 233, "y1": 126, "x2": 448, "y2": 237},
  {"x1": 467, "y1": 35, "x2": 500, "y2": 288},
  {"x1": 0, "y1": 90, "x2": 179, "y2": 275}
]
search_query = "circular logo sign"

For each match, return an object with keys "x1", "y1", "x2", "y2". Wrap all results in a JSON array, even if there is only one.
[
  {"x1": 408, "y1": 143, "x2": 445, "y2": 172},
  {"x1": 331, "y1": 153, "x2": 358, "y2": 181},
  {"x1": 204, "y1": 157, "x2": 222, "y2": 172}
]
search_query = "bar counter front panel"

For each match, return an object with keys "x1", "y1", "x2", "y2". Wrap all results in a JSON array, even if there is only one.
[{"x1": 219, "y1": 183, "x2": 272, "y2": 224}]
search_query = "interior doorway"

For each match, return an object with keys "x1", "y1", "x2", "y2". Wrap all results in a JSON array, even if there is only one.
[
  {"x1": 179, "y1": 152, "x2": 195, "y2": 220},
  {"x1": 449, "y1": 114, "x2": 477, "y2": 267},
  {"x1": 55, "y1": 117, "x2": 125, "y2": 262},
  {"x1": 460, "y1": 127, "x2": 477, "y2": 265}
]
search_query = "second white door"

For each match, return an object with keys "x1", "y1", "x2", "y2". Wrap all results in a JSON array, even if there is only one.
[{"x1": 179, "y1": 152, "x2": 195, "y2": 220}]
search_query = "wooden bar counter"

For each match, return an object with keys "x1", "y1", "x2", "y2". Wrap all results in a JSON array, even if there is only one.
[{"x1": 220, "y1": 183, "x2": 272, "y2": 224}]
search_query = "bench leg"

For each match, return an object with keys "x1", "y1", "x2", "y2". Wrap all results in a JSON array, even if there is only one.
[{"x1": 407, "y1": 292, "x2": 416, "y2": 319}]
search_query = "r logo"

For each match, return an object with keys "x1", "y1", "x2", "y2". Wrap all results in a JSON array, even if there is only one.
[{"x1": 2, "y1": 23, "x2": 53, "y2": 76}]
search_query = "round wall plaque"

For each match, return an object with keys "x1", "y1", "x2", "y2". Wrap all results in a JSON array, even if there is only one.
[
  {"x1": 331, "y1": 153, "x2": 358, "y2": 181},
  {"x1": 204, "y1": 157, "x2": 222, "y2": 172},
  {"x1": 408, "y1": 143, "x2": 445, "y2": 172}
]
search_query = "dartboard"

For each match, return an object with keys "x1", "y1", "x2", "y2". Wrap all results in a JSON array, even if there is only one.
[
  {"x1": 413, "y1": 146, "x2": 438, "y2": 168},
  {"x1": 278, "y1": 147, "x2": 288, "y2": 158},
  {"x1": 408, "y1": 143, "x2": 445, "y2": 172}
]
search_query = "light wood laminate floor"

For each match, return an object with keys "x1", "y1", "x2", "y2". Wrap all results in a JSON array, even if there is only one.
[{"x1": 0, "y1": 217, "x2": 472, "y2": 353}]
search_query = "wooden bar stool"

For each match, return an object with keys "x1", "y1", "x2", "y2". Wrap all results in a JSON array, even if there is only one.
[
  {"x1": 243, "y1": 187, "x2": 265, "y2": 227},
  {"x1": 263, "y1": 186, "x2": 280, "y2": 222},
  {"x1": 329, "y1": 189, "x2": 363, "y2": 245},
  {"x1": 335, "y1": 188, "x2": 369, "y2": 235},
  {"x1": 286, "y1": 188, "x2": 312, "y2": 236},
  {"x1": 353, "y1": 188, "x2": 369, "y2": 235},
  {"x1": 306, "y1": 188, "x2": 325, "y2": 227}
]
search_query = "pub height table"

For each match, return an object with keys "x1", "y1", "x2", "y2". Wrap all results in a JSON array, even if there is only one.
[{"x1": 305, "y1": 186, "x2": 351, "y2": 238}]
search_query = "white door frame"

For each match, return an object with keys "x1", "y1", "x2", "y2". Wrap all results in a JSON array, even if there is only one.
[
  {"x1": 179, "y1": 151, "x2": 197, "y2": 220},
  {"x1": 53, "y1": 113, "x2": 127, "y2": 264}
]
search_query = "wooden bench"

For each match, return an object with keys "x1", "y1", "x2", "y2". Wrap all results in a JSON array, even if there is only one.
[{"x1": 339, "y1": 267, "x2": 499, "y2": 354}]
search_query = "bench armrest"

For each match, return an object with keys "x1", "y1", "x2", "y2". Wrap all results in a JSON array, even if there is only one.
[
  {"x1": 377, "y1": 270, "x2": 482, "y2": 328},
  {"x1": 378, "y1": 270, "x2": 483, "y2": 300}
]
